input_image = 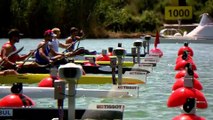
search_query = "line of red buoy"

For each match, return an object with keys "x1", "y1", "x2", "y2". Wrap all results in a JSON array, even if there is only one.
[{"x1": 167, "y1": 42, "x2": 208, "y2": 120}]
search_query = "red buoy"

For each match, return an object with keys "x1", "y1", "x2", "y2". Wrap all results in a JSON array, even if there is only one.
[
  {"x1": 83, "y1": 62, "x2": 99, "y2": 66},
  {"x1": 150, "y1": 48, "x2": 163, "y2": 57},
  {"x1": 173, "y1": 114, "x2": 206, "y2": 120},
  {"x1": 176, "y1": 55, "x2": 193, "y2": 64},
  {"x1": 167, "y1": 87, "x2": 208, "y2": 109},
  {"x1": 175, "y1": 70, "x2": 199, "y2": 79},
  {"x1": 0, "y1": 94, "x2": 35, "y2": 107},
  {"x1": 108, "y1": 47, "x2": 114, "y2": 56},
  {"x1": 174, "y1": 60, "x2": 197, "y2": 71},
  {"x1": 108, "y1": 52, "x2": 113, "y2": 56},
  {"x1": 172, "y1": 78, "x2": 203, "y2": 91},
  {"x1": 178, "y1": 45, "x2": 194, "y2": 57},
  {"x1": 38, "y1": 76, "x2": 56, "y2": 87},
  {"x1": 96, "y1": 55, "x2": 110, "y2": 61}
]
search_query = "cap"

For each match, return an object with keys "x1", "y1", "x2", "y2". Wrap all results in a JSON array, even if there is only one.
[
  {"x1": 44, "y1": 29, "x2": 57, "y2": 37},
  {"x1": 8, "y1": 29, "x2": 23, "y2": 38},
  {"x1": 70, "y1": 27, "x2": 78, "y2": 33}
]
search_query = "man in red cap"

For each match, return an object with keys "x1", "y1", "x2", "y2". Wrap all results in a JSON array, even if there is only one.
[
  {"x1": 34, "y1": 29, "x2": 66, "y2": 65},
  {"x1": 0, "y1": 28, "x2": 32, "y2": 69}
]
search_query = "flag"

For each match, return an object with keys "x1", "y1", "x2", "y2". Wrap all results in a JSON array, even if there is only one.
[{"x1": 154, "y1": 31, "x2": 160, "y2": 48}]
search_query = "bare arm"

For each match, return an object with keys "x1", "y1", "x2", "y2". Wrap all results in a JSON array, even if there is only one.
[
  {"x1": 59, "y1": 42, "x2": 72, "y2": 49},
  {"x1": 17, "y1": 51, "x2": 32, "y2": 61},
  {"x1": 65, "y1": 37, "x2": 73, "y2": 44},
  {"x1": 38, "y1": 43, "x2": 51, "y2": 62}
]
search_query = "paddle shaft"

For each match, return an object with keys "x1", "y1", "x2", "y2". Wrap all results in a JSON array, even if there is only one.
[
  {"x1": 38, "y1": 47, "x2": 84, "y2": 68},
  {"x1": 63, "y1": 34, "x2": 86, "y2": 53},
  {"x1": 16, "y1": 44, "x2": 46, "y2": 71}
]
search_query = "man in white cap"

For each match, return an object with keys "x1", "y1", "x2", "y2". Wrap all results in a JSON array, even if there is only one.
[{"x1": 50, "y1": 27, "x2": 72, "y2": 52}]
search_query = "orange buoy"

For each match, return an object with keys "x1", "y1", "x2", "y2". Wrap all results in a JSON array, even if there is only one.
[
  {"x1": 174, "y1": 60, "x2": 197, "y2": 71},
  {"x1": 150, "y1": 48, "x2": 163, "y2": 57},
  {"x1": 175, "y1": 70, "x2": 199, "y2": 79},
  {"x1": 167, "y1": 87, "x2": 208, "y2": 109},
  {"x1": 38, "y1": 76, "x2": 57, "y2": 87},
  {"x1": 172, "y1": 114, "x2": 206, "y2": 120},
  {"x1": 172, "y1": 78, "x2": 203, "y2": 91}
]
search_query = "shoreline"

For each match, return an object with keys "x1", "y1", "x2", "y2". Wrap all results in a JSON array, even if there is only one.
[{"x1": 106, "y1": 31, "x2": 156, "y2": 38}]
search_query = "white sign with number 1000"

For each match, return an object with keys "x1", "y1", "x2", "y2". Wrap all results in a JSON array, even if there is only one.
[{"x1": 165, "y1": 6, "x2": 192, "y2": 20}]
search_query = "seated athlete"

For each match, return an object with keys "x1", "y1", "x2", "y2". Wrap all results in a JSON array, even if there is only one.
[
  {"x1": 50, "y1": 27, "x2": 72, "y2": 53},
  {"x1": 35, "y1": 29, "x2": 85, "y2": 66},
  {"x1": 35, "y1": 29, "x2": 67, "y2": 65},
  {"x1": 0, "y1": 29, "x2": 33, "y2": 69},
  {"x1": 65, "y1": 27, "x2": 84, "y2": 52},
  {"x1": 65, "y1": 27, "x2": 96, "y2": 55}
]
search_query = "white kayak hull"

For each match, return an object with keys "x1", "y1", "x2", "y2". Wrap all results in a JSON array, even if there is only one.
[{"x1": 0, "y1": 86, "x2": 131, "y2": 98}]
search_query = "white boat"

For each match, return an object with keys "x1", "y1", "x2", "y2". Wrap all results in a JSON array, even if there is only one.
[
  {"x1": 185, "y1": 13, "x2": 213, "y2": 40},
  {"x1": 159, "y1": 13, "x2": 213, "y2": 42}
]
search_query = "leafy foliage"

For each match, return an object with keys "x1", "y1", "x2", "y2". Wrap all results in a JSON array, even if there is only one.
[{"x1": 0, "y1": 0, "x2": 212, "y2": 38}]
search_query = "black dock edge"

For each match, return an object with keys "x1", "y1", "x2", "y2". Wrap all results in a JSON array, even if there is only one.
[{"x1": 0, "y1": 108, "x2": 123, "y2": 120}]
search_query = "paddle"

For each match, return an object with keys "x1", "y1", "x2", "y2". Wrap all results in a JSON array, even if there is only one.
[
  {"x1": 62, "y1": 34, "x2": 86, "y2": 54},
  {"x1": 16, "y1": 44, "x2": 46, "y2": 71},
  {"x1": 0, "y1": 46, "x2": 24, "y2": 69},
  {"x1": 35, "y1": 47, "x2": 85, "y2": 68},
  {"x1": 62, "y1": 40, "x2": 79, "y2": 53}
]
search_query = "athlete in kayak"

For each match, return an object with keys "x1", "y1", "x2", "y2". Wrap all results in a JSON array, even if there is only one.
[
  {"x1": 65, "y1": 27, "x2": 84, "y2": 52},
  {"x1": 35, "y1": 29, "x2": 85, "y2": 66},
  {"x1": 50, "y1": 27, "x2": 72, "y2": 53},
  {"x1": 35, "y1": 29, "x2": 68, "y2": 65},
  {"x1": 0, "y1": 29, "x2": 33, "y2": 69},
  {"x1": 65, "y1": 27, "x2": 96, "y2": 55}
]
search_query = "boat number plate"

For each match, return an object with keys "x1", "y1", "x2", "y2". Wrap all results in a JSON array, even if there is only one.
[{"x1": 0, "y1": 109, "x2": 13, "y2": 116}]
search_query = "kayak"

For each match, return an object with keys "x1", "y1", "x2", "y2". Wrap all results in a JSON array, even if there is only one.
[
  {"x1": 0, "y1": 86, "x2": 131, "y2": 98},
  {"x1": 0, "y1": 74, "x2": 145, "y2": 84},
  {"x1": 17, "y1": 65, "x2": 150, "y2": 74},
  {"x1": 21, "y1": 55, "x2": 157, "y2": 67},
  {"x1": 74, "y1": 60, "x2": 156, "y2": 67}
]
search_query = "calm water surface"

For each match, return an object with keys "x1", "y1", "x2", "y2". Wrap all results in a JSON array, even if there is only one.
[{"x1": 0, "y1": 38, "x2": 213, "y2": 119}]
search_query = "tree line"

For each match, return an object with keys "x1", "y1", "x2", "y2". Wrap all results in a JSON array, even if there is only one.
[{"x1": 0, "y1": 0, "x2": 212, "y2": 38}]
